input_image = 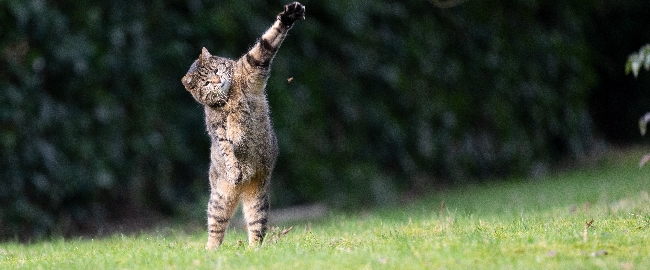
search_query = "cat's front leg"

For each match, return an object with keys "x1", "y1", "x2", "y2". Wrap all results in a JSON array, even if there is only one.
[
  {"x1": 212, "y1": 123, "x2": 243, "y2": 186},
  {"x1": 217, "y1": 138, "x2": 243, "y2": 185},
  {"x1": 240, "y1": 2, "x2": 305, "y2": 82}
]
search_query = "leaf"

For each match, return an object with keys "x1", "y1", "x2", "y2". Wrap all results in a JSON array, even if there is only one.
[
  {"x1": 279, "y1": 226, "x2": 294, "y2": 237},
  {"x1": 639, "y1": 154, "x2": 650, "y2": 168},
  {"x1": 626, "y1": 44, "x2": 650, "y2": 77},
  {"x1": 642, "y1": 44, "x2": 650, "y2": 71},
  {"x1": 546, "y1": 250, "x2": 557, "y2": 257},
  {"x1": 638, "y1": 112, "x2": 650, "y2": 136},
  {"x1": 583, "y1": 219, "x2": 593, "y2": 243},
  {"x1": 632, "y1": 61, "x2": 641, "y2": 78},
  {"x1": 590, "y1": 250, "x2": 608, "y2": 257}
]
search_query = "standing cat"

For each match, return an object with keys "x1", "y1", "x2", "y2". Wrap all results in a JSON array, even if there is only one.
[{"x1": 181, "y1": 2, "x2": 305, "y2": 249}]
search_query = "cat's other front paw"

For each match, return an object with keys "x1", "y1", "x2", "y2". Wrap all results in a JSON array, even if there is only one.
[
  {"x1": 226, "y1": 168, "x2": 243, "y2": 185},
  {"x1": 277, "y1": 2, "x2": 305, "y2": 27}
]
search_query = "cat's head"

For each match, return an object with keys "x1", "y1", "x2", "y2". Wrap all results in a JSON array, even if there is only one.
[{"x1": 182, "y1": 47, "x2": 234, "y2": 107}]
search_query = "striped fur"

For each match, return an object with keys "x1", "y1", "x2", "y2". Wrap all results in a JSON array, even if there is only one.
[{"x1": 181, "y1": 2, "x2": 305, "y2": 250}]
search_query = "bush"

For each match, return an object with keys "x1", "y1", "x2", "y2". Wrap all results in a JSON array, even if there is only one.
[
  {"x1": 270, "y1": 0, "x2": 598, "y2": 207},
  {"x1": 0, "y1": 0, "x2": 208, "y2": 239}
]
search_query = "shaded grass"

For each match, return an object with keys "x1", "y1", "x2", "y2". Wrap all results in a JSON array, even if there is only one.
[{"x1": 1, "y1": 148, "x2": 649, "y2": 269}]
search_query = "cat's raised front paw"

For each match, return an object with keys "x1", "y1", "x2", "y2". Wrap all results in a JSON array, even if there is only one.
[{"x1": 278, "y1": 2, "x2": 305, "y2": 27}]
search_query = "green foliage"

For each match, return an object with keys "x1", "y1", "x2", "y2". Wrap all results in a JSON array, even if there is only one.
[
  {"x1": 627, "y1": 44, "x2": 650, "y2": 167},
  {"x1": 0, "y1": 0, "x2": 648, "y2": 239},
  {"x1": 626, "y1": 44, "x2": 650, "y2": 78},
  {"x1": 0, "y1": 0, "x2": 209, "y2": 239},
  {"x1": 2, "y1": 149, "x2": 650, "y2": 269},
  {"x1": 587, "y1": 2, "x2": 650, "y2": 143}
]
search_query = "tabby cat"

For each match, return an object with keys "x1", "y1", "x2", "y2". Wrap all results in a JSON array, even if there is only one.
[{"x1": 181, "y1": 2, "x2": 305, "y2": 249}]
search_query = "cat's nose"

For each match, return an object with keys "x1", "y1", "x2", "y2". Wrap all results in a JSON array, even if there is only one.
[{"x1": 182, "y1": 75, "x2": 192, "y2": 88}]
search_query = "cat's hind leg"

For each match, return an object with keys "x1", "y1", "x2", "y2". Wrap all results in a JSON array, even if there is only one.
[
  {"x1": 241, "y1": 178, "x2": 270, "y2": 246},
  {"x1": 206, "y1": 167, "x2": 240, "y2": 250}
]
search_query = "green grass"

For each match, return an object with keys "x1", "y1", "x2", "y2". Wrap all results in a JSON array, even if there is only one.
[{"x1": 2, "y1": 148, "x2": 650, "y2": 269}]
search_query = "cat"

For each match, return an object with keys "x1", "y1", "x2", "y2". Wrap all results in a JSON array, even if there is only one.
[{"x1": 181, "y1": 2, "x2": 305, "y2": 250}]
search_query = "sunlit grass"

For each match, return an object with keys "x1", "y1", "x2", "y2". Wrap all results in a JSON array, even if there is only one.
[{"x1": 1, "y1": 148, "x2": 649, "y2": 269}]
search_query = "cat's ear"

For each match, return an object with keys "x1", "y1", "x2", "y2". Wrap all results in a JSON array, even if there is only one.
[{"x1": 199, "y1": 47, "x2": 211, "y2": 65}]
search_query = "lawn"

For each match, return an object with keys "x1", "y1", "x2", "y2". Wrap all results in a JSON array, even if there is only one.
[{"x1": 1, "y1": 148, "x2": 649, "y2": 269}]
